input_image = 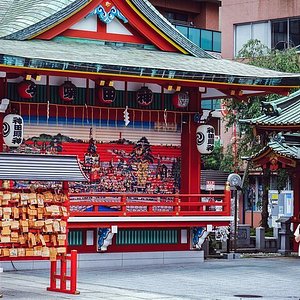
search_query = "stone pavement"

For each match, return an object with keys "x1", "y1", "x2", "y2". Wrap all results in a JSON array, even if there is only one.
[{"x1": 0, "y1": 256, "x2": 299, "y2": 300}]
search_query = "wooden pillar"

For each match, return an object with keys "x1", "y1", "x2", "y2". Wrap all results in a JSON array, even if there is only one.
[{"x1": 180, "y1": 89, "x2": 201, "y2": 199}]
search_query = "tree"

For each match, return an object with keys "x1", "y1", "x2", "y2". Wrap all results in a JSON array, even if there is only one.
[{"x1": 222, "y1": 39, "x2": 300, "y2": 228}]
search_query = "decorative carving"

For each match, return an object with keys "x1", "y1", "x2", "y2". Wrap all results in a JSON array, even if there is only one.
[
  {"x1": 97, "y1": 228, "x2": 114, "y2": 251},
  {"x1": 214, "y1": 226, "x2": 229, "y2": 242},
  {"x1": 87, "y1": 3, "x2": 128, "y2": 24},
  {"x1": 192, "y1": 227, "x2": 209, "y2": 249}
]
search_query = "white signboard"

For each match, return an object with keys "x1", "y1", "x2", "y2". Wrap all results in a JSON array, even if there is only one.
[{"x1": 206, "y1": 180, "x2": 215, "y2": 191}]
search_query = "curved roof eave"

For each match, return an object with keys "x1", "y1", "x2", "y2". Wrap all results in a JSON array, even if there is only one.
[{"x1": 0, "y1": 0, "x2": 90, "y2": 40}]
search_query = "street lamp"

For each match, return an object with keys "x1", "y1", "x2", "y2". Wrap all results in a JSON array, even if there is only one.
[{"x1": 227, "y1": 173, "x2": 242, "y2": 252}]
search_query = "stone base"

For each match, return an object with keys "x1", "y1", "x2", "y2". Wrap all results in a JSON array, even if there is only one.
[
  {"x1": 223, "y1": 252, "x2": 241, "y2": 260},
  {"x1": 0, "y1": 250, "x2": 204, "y2": 271}
]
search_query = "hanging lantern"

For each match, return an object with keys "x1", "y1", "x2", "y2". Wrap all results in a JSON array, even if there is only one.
[
  {"x1": 17, "y1": 80, "x2": 37, "y2": 99},
  {"x1": 136, "y1": 86, "x2": 153, "y2": 106},
  {"x1": 3, "y1": 114, "x2": 24, "y2": 147},
  {"x1": 196, "y1": 125, "x2": 215, "y2": 154},
  {"x1": 59, "y1": 81, "x2": 76, "y2": 102},
  {"x1": 98, "y1": 85, "x2": 116, "y2": 104},
  {"x1": 172, "y1": 92, "x2": 189, "y2": 109}
]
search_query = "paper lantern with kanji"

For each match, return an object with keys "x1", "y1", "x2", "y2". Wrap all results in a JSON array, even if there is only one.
[
  {"x1": 3, "y1": 114, "x2": 24, "y2": 147},
  {"x1": 59, "y1": 81, "x2": 76, "y2": 102},
  {"x1": 136, "y1": 86, "x2": 153, "y2": 106},
  {"x1": 17, "y1": 80, "x2": 37, "y2": 99},
  {"x1": 98, "y1": 86, "x2": 116, "y2": 104},
  {"x1": 172, "y1": 92, "x2": 189, "y2": 109},
  {"x1": 196, "y1": 125, "x2": 215, "y2": 154}
]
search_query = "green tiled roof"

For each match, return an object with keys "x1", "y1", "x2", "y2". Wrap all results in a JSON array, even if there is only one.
[
  {"x1": 1, "y1": 39, "x2": 300, "y2": 86},
  {"x1": 251, "y1": 139, "x2": 300, "y2": 160},
  {"x1": 240, "y1": 90, "x2": 300, "y2": 126},
  {"x1": 0, "y1": 0, "x2": 89, "y2": 40}
]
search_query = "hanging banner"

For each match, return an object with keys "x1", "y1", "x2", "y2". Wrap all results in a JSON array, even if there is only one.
[
  {"x1": 196, "y1": 125, "x2": 215, "y2": 154},
  {"x1": 3, "y1": 114, "x2": 24, "y2": 147}
]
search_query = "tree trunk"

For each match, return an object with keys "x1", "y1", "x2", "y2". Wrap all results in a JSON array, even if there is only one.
[{"x1": 260, "y1": 169, "x2": 269, "y2": 229}]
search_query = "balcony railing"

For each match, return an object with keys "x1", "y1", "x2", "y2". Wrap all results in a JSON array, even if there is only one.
[
  {"x1": 174, "y1": 24, "x2": 221, "y2": 53},
  {"x1": 69, "y1": 190, "x2": 231, "y2": 218}
]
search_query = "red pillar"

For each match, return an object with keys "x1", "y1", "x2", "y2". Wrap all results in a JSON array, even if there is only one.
[
  {"x1": 180, "y1": 89, "x2": 201, "y2": 199},
  {"x1": 0, "y1": 78, "x2": 5, "y2": 153}
]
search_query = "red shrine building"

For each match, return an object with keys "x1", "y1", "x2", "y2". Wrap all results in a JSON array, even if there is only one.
[{"x1": 0, "y1": 0, "x2": 300, "y2": 267}]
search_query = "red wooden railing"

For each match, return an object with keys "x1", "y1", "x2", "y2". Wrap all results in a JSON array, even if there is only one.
[{"x1": 69, "y1": 185, "x2": 231, "y2": 217}]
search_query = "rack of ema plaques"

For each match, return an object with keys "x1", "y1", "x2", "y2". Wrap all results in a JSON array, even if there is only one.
[{"x1": 0, "y1": 153, "x2": 88, "y2": 295}]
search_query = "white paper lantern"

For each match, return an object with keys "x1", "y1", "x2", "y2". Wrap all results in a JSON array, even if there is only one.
[
  {"x1": 196, "y1": 125, "x2": 215, "y2": 154},
  {"x1": 3, "y1": 114, "x2": 24, "y2": 147}
]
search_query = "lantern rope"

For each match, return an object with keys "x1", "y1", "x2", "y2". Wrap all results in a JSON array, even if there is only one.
[
  {"x1": 28, "y1": 103, "x2": 31, "y2": 125},
  {"x1": 115, "y1": 108, "x2": 117, "y2": 128},
  {"x1": 180, "y1": 113, "x2": 183, "y2": 133},
  {"x1": 149, "y1": 110, "x2": 151, "y2": 131},
  {"x1": 56, "y1": 105, "x2": 58, "y2": 126},
  {"x1": 82, "y1": 104, "x2": 84, "y2": 126},
  {"x1": 91, "y1": 105, "x2": 94, "y2": 127},
  {"x1": 141, "y1": 110, "x2": 143, "y2": 130},
  {"x1": 157, "y1": 111, "x2": 159, "y2": 132},
  {"x1": 65, "y1": 106, "x2": 68, "y2": 125},
  {"x1": 164, "y1": 109, "x2": 167, "y2": 129},
  {"x1": 85, "y1": 104, "x2": 89, "y2": 124},
  {"x1": 107, "y1": 108, "x2": 110, "y2": 128},
  {"x1": 36, "y1": 103, "x2": 39, "y2": 125},
  {"x1": 46, "y1": 101, "x2": 50, "y2": 124},
  {"x1": 73, "y1": 106, "x2": 75, "y2": 127},
  {"x1": 99, "y1": 107, "x2": 102, "y2": 128},
  {"x1": 133, "y1": 109, "x2": 135, "y2": 128}
]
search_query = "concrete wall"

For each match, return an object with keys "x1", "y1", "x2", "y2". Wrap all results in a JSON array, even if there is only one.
[
  {"x1": 150, "y1": 0, "x2": 220, "y2": 31},
  {"x1": 221, "y1": 0, "x2": 300, "y2": 58},
  {"x1": 0, "y1": 251, "x2": 204, "y2": 271}
]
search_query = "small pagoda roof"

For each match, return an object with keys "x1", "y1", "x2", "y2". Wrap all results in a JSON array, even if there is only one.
[
  {"x1": 1, "y1": 39, "x2": 300, "y2": 88},
  {"x1": 251, "y1": 134, "x2": 300, "y2": 161},
  {"x1": 240, "y1": 90, "x2": 300, "y2": 126}
]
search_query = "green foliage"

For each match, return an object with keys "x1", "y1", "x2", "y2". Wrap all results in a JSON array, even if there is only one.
[
  {"x1": 201, "y1": 142, "x2": 223, "y2": 170},
  {"x1": 219, "y1": 144, "x2": 235, "y2": 172},
  {"x1": 222, "y1": 39, "x2": 300, "y2": 228},
  {"x1": 223, "y1": 39, "x2": 300, "y2": 167},
  {"x1": 277, "y1": 169, "x2": 289, "y2": 193}
]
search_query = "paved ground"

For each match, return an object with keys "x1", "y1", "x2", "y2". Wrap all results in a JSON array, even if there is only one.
[{"x1": 0, "y1": 256, "x2": 299, "y2": 300}]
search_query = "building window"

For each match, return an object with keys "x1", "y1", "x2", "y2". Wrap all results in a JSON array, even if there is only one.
[
  {"x1": 234, "y1": 22, "x2": 270, "y2": 56},
  {"x1": 201, "y1": 99, "x2": 221, "y2": 110},
  {"x1": 235, "y1": 18, "x2": 300, "y2": 56},
  {"x1": 68, "y1": 230, "x2": 83, "y2": 246},
  {"x1": 272, "y1": 18, "x2": 300, "y2": 50},
  {"x1": 116, "y1": 229, "x2": 178, "y2": 245},
  {"x1": 164, "y1": 11, "x2": 189, "y2": 25}
]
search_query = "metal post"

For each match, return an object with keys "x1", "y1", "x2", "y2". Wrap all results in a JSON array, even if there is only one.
[{"x1": 234, "y1": 188, "x2": 238, "y2": 253}]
